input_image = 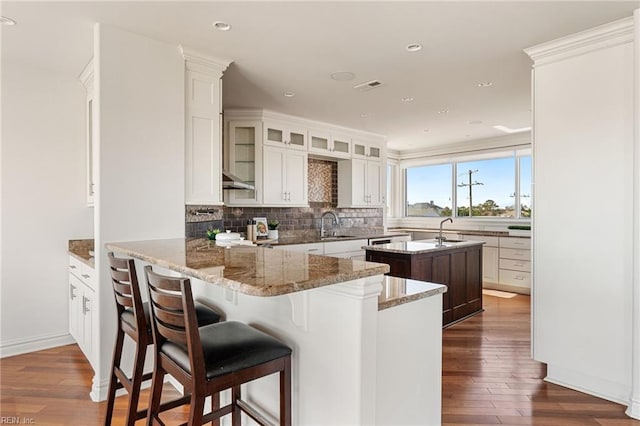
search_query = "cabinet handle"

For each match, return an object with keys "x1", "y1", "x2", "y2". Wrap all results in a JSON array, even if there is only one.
[
  {"x1": 307, "y1": 248, "x2": 319, "y2": 252},
  {"x1": 514, "y1": 262, "x2": 524, "y2": 267},
  {"x1": 69, "y1": 265, "x2": 77, "y2": 269},
  {"x1": 82, "y1": 296, "x2": 90, "y2": 314},
  {"x1": 70, "y1": 284, "x2": 77, "y2": 300},
  {"x1": 81, "y1": 274, "x2": 90, "y2": 279},
  {"x1": 514, "y1": 276, "x2": 525, "y2": 281}
]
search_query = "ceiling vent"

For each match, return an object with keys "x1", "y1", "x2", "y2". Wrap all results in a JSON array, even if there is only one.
[{"x1": 353, "y1": 80, "x2": 383, "y2": 92}]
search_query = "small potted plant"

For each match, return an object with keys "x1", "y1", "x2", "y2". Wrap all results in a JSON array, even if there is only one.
[
  {"x1": 206, "y1": 227, "x2": 221, "y2": 241},
  {"x1": 267, "y1": 220, "x2": 279, "y2": 240}
]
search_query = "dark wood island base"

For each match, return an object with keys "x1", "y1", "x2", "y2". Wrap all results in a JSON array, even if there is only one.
[{"x1": 366, "y1": 241, "x2": 484, "y2": 327}]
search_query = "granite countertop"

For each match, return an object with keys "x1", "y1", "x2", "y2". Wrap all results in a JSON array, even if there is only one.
[
  {"x1": 68, "y1": 239, "x2": 95, "y2": 268},
  {"x1": 264, "y1": 230, "x2": 411, "y2": 246},
  {"x1": 378, "y1": 276, "x2": 447, "y2": 311},
  {"x1": 364, "y1": 239, "x2": 484, "y2": 255},
  {"x1": 391, "y1": 227, "x2": 531, "y2": 238},
  {"x1": 105, "y1": 238, "x2": 390, "y2": 297}
]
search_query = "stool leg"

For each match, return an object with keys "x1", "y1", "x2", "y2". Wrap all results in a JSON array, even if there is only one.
[
  {"x1": 211, "y1": 393, "x2": 220, "y2": 426},
  {"x1": 124, "y1": 342, "x2": 147, "y2": 426},
  {"x1": 280, "y1": 356, "x2": 292, "y2": 426},
  {"x1": 146, "y1": 366, "x2": 165, "y2": 426},
  {"x1": 231, "y1": 386, "x2": 241, "y2": 426},
  {"x1": 188, "y1": 392, "x2": 205, "y2": 426},
  {"x1": 104, "y1": 329, "x2": 125, "y2": 426}
]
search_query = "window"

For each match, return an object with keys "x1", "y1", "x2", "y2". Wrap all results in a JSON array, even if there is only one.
[
  {"x1": 456, "y1": 157, "x2": 515, "y2": 218},
  {"x1": 406, "y1": 163, "x2": 452, "y2": 217},
  {"x1": 519, "y1": 156, "x2": 532, "y2": 218},
  {"x1": 404, "y1": 152, "x2": 531, "y2": 219}
]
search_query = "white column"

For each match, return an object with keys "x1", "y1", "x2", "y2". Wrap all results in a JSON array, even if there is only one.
[{"x1": 627, "y1": 7, "x2": 640, "y2": 420}]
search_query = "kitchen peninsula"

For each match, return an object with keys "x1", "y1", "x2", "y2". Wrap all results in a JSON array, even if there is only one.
[
  {"x1": 366, "y1": 239, "x2": 484, "y2": 326},
  {"x1": 106, "y1": 238, "x2": 446, "y2": 425}
]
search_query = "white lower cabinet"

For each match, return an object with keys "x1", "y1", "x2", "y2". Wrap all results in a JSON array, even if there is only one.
[
  {"x1": 482, "y1": 246, "x2": 500, "y2": 284},
  {"x1": 68, "y1": 256, "x2": 96, "y2": 368},
  {"x1": 498, "y1": 237, "x2": 531, "y2": 292}
]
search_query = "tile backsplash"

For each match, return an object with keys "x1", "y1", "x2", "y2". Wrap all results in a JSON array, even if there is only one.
[{"x1": 186, "y1": 205, "x2": 383, "y2": 239}]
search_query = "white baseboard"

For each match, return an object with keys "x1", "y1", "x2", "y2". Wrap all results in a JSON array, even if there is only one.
[
  {"x1": 546, "y1": 364, "x2": 631, "y2": 407},
  {"x1": 0, "y1": 332, "x2": 75, "y2": 358},
  {"x1": 627, "y1": 397, "x2": 640, "y2": 420}
]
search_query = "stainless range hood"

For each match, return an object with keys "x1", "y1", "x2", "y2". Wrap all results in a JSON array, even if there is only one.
[{"x1": 222, "y1": 170, "x2": 255, "y2": 190}]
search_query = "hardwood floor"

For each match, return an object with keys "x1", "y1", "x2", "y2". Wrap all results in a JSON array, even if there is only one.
[
  {"x1": 1, "y1": 291, "x2": 638, "y2": 425},
  {"x1": 443, "y1": 290, "x2": 639, "y2": 425}
]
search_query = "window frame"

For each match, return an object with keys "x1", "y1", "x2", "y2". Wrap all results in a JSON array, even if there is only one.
[{"x1": 397, "y1": 148, "x2": 531, "y2": 221}]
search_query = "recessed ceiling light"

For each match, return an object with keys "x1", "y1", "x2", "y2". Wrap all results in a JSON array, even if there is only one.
[
  {"x1": 468, "y1": 120, "x2": 483, "y2": 125},
  {"x1": 477, "y1": 82, "x2": 494, "y2": 88},
  {"x1": 1, "y1": 16, "x2": 16, "y2": 26},
  {"x1": 330, "y1": 71, "x2": 355, "y2": 81},
  {"x1": 466, "y1": 134, "x2": 472, "y2": 137},
  {"x1": 212, "y1": 21, "x2": 231, "y2": 31},
  {"x1": 406, "y1": 43, "x2": 423, "y2": 52},
  {"x1": 360, "y1": 113, "x2": 369, "y2": 118},
  {"x1": 493, "y1": 125, "x2": 532, "y2": 134},
  {"x1": 423, "y1": 129, "x2": 430, "y2": 133},
  {"x1": 283, "y1": 91, "x2": 296, "y2": 98},
  {"x1": 437, "y1": 109, "x2": 449, "y2": 114},
  {"x1": 401, "y1": 97, "x2": 414, "y2": 102}
]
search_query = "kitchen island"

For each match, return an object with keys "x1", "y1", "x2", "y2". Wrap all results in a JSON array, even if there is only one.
[
  {"x1": 366, "y1": 239, "x2": 484, "y2": 326},
  {"x1": 106, "y1": 238, "x2": 446, "y2": 425}
]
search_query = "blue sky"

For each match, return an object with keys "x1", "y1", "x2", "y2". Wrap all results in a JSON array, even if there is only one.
[{"x1": 406, "y1": 156, "x2": 531, "y2": 209}]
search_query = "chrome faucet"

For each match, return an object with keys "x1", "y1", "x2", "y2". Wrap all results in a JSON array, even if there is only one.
[
  {"x1": 320, "y1": 211, "x2": 340, "y2": 238},
  {"x1": 437, "y1": 217, "x2": 453, "y2": 246}
]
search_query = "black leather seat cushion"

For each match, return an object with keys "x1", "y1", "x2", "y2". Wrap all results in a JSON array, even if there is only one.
[
  {"x1": 161, "y1": 321, "x2": 292, "y2": 380},
  {"x1": 121, "y1": 301, "x2": 221, "y2": 333}
]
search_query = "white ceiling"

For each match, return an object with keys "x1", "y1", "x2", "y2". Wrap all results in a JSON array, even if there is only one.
[{"x1": 2, "y1": 1, "x2": 638, "y2": 151}]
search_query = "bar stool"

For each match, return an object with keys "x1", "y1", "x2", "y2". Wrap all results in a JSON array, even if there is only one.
[
  {"x1": 104, "y1": 253, "x2": 222, "y2": 426},
  {"x1": 144, "y1": 266, "x2": 292, "y2": 426}
]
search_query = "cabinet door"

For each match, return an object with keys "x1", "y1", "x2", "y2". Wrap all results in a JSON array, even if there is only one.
[
  {"x1": 482, "y1": 246, "x2": 499, "y2": 283},
  {"x1": 80, "y1": 284, "x2": 94, "y2": 363},
  {"x1": 352, "y1": 159, "x2": 368, "y2": 206},
  {"x1": 330, "y1": 135, "x2": 351, "y2": 159},
  {"x1": 185, "y1": 70, "x2": 222, "y2": 205},
  {"x1": 309, "y1": 131, "x2": 331, "y2": 155},
  {"x1": 285, "y1": 150, "x2": 308, "y2": 205},
  {"x1": 68, "y1": 275, "x2": 82, "y2": 343},
  {"x1": 265, "y1": 122, "x2": 306, "y2": 150},
  {"x1": 366, "y1": 160, "x2": 383, "y2": 206},
  {"x1": 262, "y1": 146, "x2": 286, "y2": 205},
  {"x1": 226, "y1": 121, "x2": 261, "y2": 205}
]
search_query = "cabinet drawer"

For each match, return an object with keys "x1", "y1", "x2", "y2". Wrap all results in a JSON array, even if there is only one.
[
  {"x1": 324, "y1": 239, "x2": 367, "y2": 255},
  {"x1": 324, "y1": 250, "x2": 365, "y2": 259},
  {"x1": 462, "y1": 235, "x2": 499, "y2": 247},
  {"x1": 69, "y1": 256, "x2": 84, "y2": 278},
  {"x1": 499, "y1": 269, "x2": 531, "y2": 288},
  {"x1": 275, "y1": 243, "x2": 324, "y2": 254},
  {"x1": 499, "y1": 237, "x2": 530, "y2": 250},
  {"x1": 499, "y1": 258, "x2": 531, "y2": 272},
  {"x1": 79, "y1": 264, "x2": 96, "y2": 290},
  {"x1": 499, "y1": 247, "x2": 530, "y2": 261}
]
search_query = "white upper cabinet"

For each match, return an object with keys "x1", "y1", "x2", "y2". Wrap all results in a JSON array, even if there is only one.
[
  {"x1": 183, "y1": 48, "x2": 230, "y2": 205},
  {"x1": 308, "y1": 130, "x2": 351, "y2": 159},
  {"x1": 352, "y1": 140, "x2": 382, "y2": 161},
  {"x1": 225, "y1": 120, "x2": 262, "y2": 206},
  {"x1": 263, "y1": 146, "x2": 308, "y2": 206},
  {"x1": 338, "y1": 158, "x2": 384, "y2": 208},
  {"x1": 264, "y1": 121, "x2": 307, "y2": 151}
]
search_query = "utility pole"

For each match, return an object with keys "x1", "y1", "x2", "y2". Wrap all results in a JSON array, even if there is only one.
[{"x1": 457, "y1": 169, "x2": 483, "y2": 216}]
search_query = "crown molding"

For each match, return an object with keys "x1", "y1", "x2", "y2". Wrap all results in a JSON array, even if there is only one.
[
  {"x1": 396, "y1": 132, "x2": 531, "y2": 162},
  {"x1": 179, "y1": 45, "x2": 232, "y2": 75},
  {"x1": 524, "y1": 16, "x2": 634, "y2": 66},
  {"x1": 223, "y1": 108, "x2": 387, "y2": 141}
]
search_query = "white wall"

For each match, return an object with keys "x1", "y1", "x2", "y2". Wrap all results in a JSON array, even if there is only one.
[
  {"x1": 528, "y1": 17, "x2": 636, "y2": 407},
  {"x1": 92, "y1": 23, "x2": 185, "y2": 400},
  {"x1": 0, "y1": 59, "x2": 94, "y2": 356}
]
